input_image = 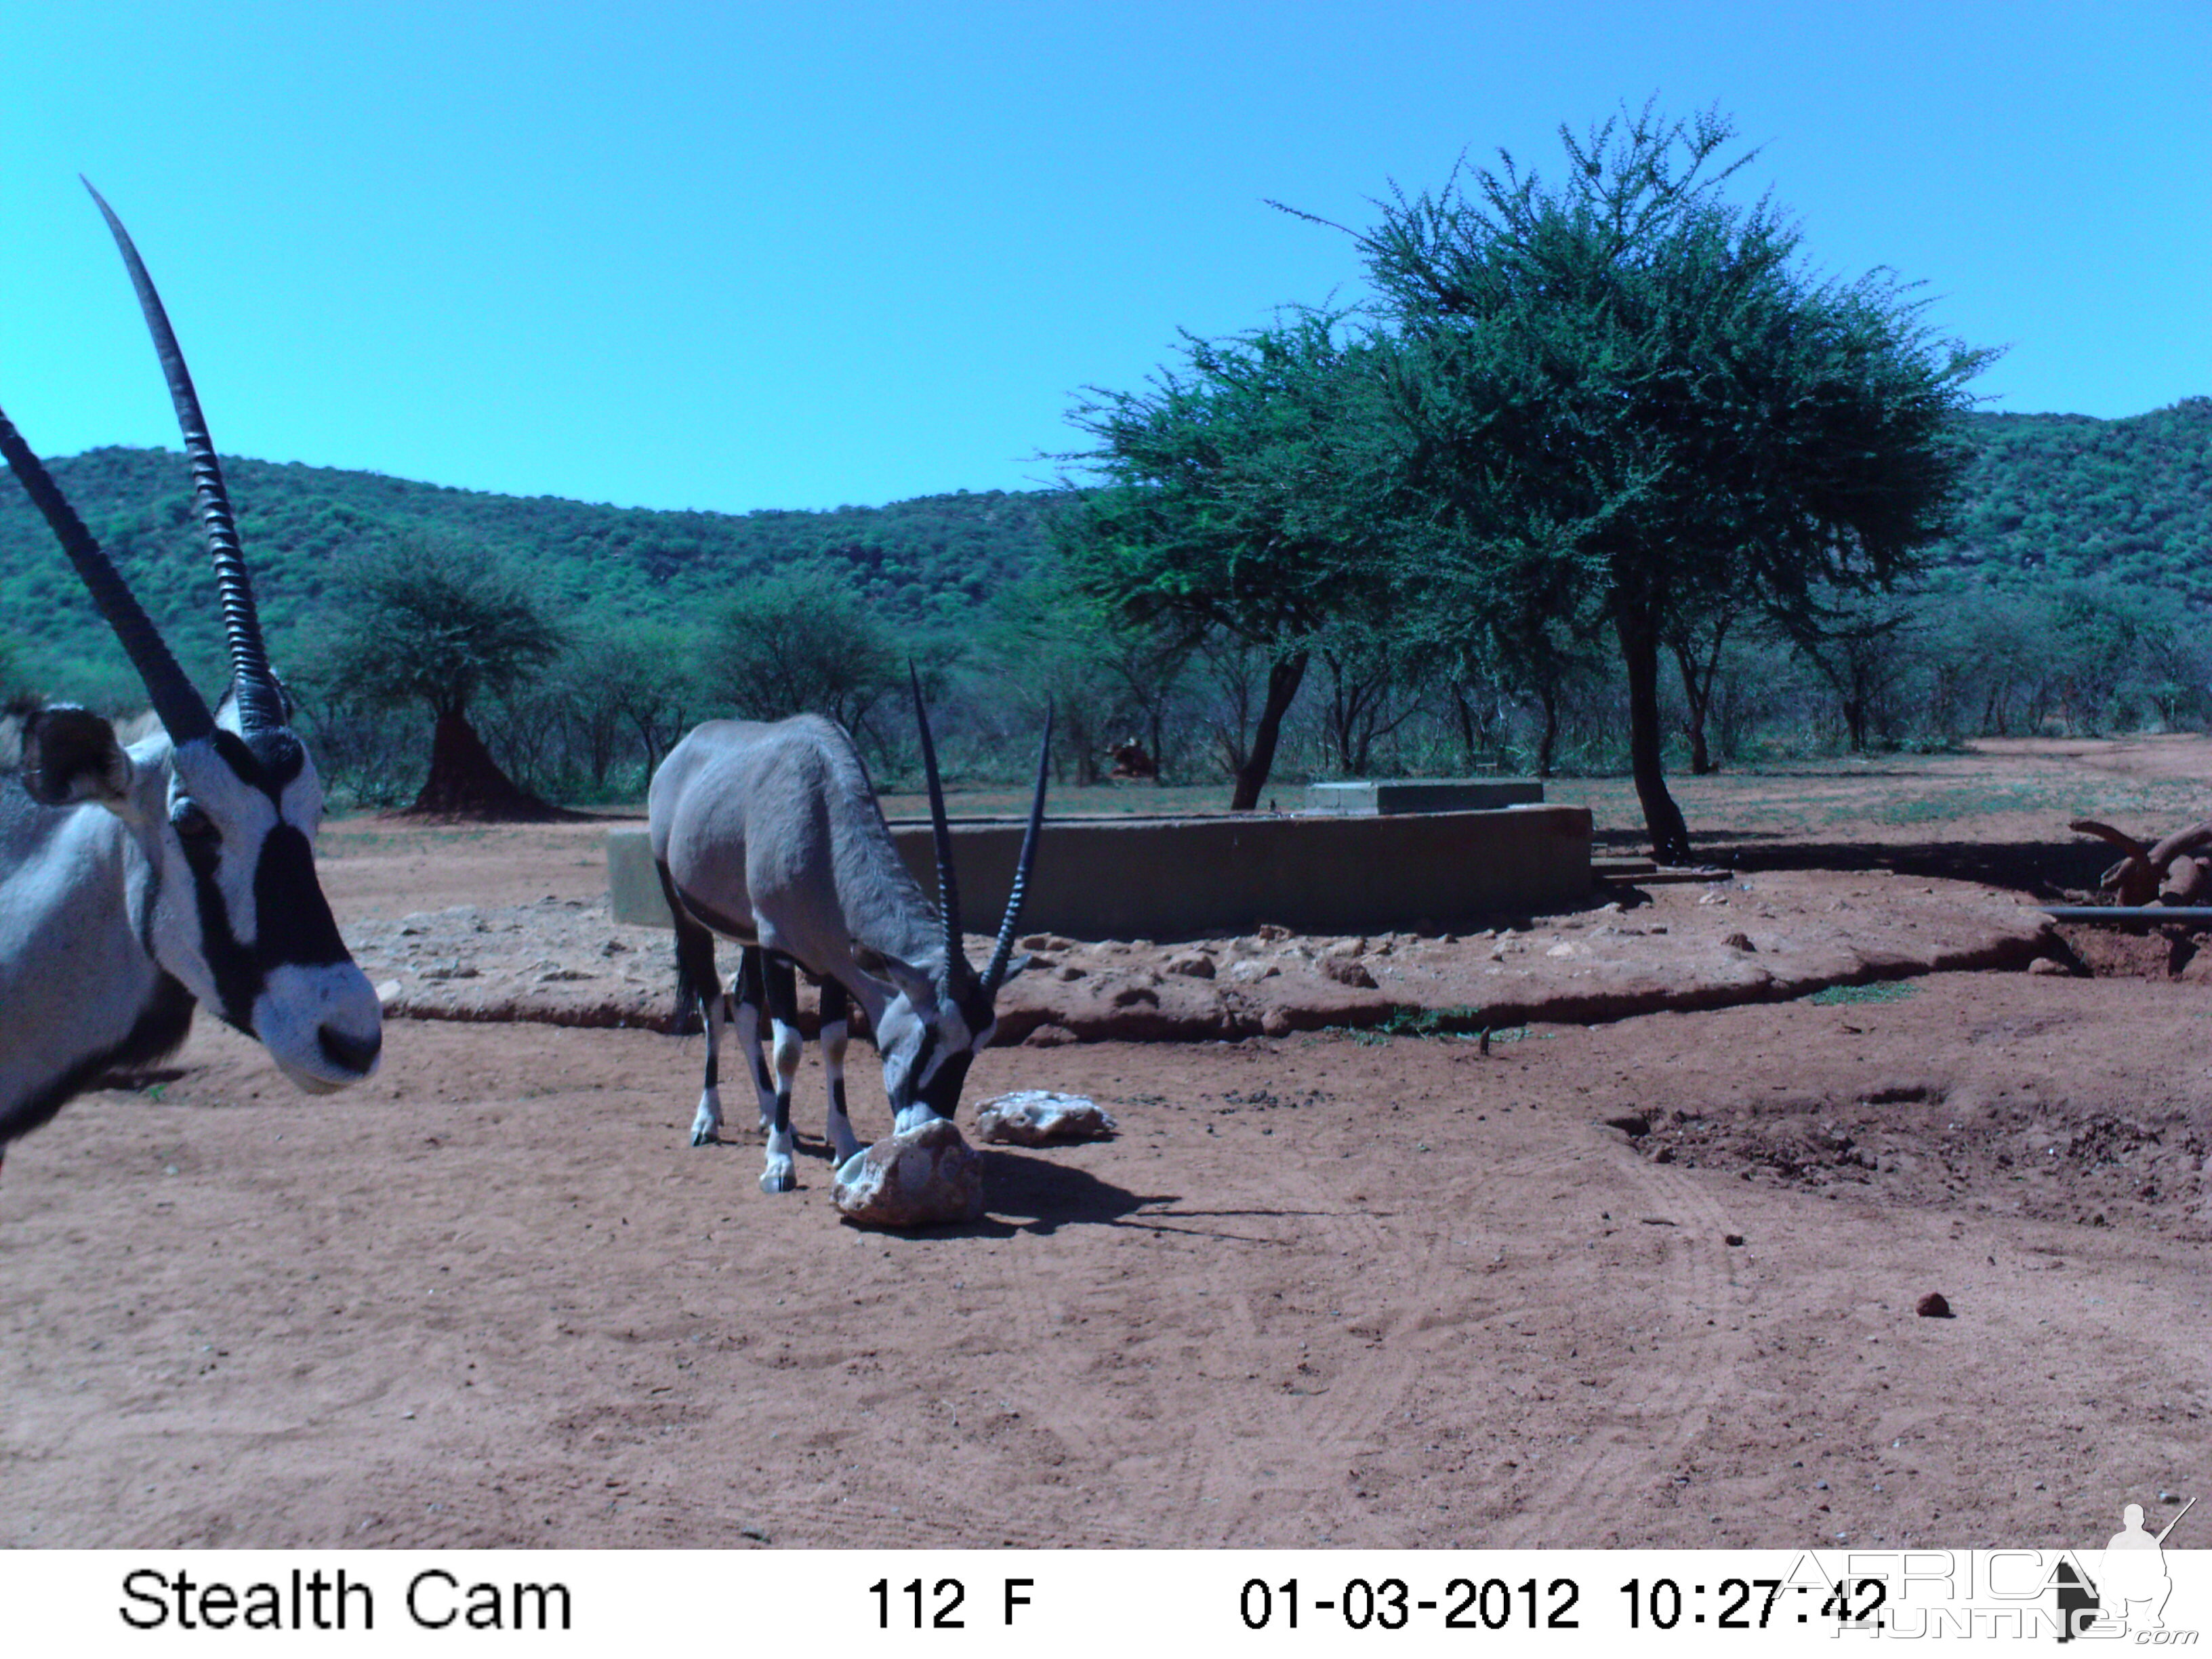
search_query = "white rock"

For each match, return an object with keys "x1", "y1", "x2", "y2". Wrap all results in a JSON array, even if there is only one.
[{"x1": 975, "y1": 1090, "x2": 1118, "y2": 1145}]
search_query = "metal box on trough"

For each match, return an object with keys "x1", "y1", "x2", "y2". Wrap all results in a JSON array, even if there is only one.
[{"x1": 1305, "y1": 779, "x2": 1544, "y2": 815}]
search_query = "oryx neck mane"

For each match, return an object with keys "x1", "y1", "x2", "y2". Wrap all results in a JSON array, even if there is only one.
[{"x1": 801, "y1": 716, "x2": 956, "y2": 984}]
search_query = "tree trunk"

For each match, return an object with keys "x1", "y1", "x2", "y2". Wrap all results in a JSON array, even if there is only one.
[
  {"x1": 1616, "y1": 601, "x2": 1693, "y2": 864},
  {"x1": 1842, "y1": 693, "x2": 1868, "y2": 754},
  {"x1": 408, "y1": 705, "x2": 565, "y2": 820},
  {"x1": 1450, "y1": 684, "x2": 1480, "y2": 768},
  {"x1": 1535, "y1": 681, "x2": 1559, "y2": 779},
  {"x1": 630, "y1": 712, "x2": 665, "y2": 779},
  {"x1": 1229, "y1": 650, "x2": 1309, "y2": 811},
  {"x1": 1673, "y1": 640, "x2": 1715, "y2": 775},
  {"x1": 1063, "y1": 704, "x2": 1103, "y2": 786}
]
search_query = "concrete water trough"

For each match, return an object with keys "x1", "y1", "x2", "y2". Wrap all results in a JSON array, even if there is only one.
[{"x1": 609, "y1": 803, "x2": 1592, "y2": 941}]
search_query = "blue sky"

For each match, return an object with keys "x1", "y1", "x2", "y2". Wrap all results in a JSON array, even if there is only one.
[{"x1": 1, "y1": 1, "x2": 2205, "y2": 514}]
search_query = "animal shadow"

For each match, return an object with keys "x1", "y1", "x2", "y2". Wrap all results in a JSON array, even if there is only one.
[{"x1": 962, "y1": 1148, "x2": 1168, "y2": 1237}]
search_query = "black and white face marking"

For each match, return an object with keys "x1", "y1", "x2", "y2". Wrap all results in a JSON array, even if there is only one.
[
  {"x1": 878, "y1": 974, "x2": 998, "y2": 1133},
  {"x1": 146, "y1": 724, "x2": 383, "y2": 1092}
]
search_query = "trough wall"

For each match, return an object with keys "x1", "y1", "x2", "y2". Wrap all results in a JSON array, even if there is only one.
[{"x1": 609, "y1": 805, "x2": 1591, "y2": 940}]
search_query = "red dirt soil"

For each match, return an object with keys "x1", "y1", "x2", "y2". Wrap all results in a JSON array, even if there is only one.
[{"x1": 1, "y1": 739, "x2": 2206, "y2": 1549}]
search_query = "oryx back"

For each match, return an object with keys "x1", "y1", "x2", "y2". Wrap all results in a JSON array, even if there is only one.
[{"x1": 650, "y1": 715, "x2": 937, "y2": 983}]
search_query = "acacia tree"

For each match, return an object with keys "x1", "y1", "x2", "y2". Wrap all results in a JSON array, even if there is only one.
[
  {"x1": 1779, "y1": 586, "x2": 1920, "y2": 751},
  {"x1": 314, "y1": 535, "x2": 566, "y2": 817},
  {"x1": 1057, "y1": 315, "x2": 1390, "y2": 810},
  {"x1": 702, "y1": 565, "x2": 901, "y2": 746},
  {"x1": 1097, "y1": 615, "x2": 1197, "y2": 785},
  {"x1": 1325, "y1": 102, "x2": 1990, "y2": 861},
  {"x1": 563, "y1": 621, "x2": 701, "y2": 784},
  {"x1": 1395, "y1": 515, "x2": 1612, "y2": 778},
  {"x1": 977, "y1": 577, "x2": 1140, "y2": 786},
  {"x1": 1664, "y1": 592, "x2": 1750, "y2": 774},
  {"x1": 1313, "y1": 615, "x2": 1439, "y2": 776}
]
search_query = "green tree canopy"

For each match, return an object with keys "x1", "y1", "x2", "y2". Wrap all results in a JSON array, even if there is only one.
[
  {"x1": 1055, "y1": 314, "x2": 1393, "y2": 808},
  {"x1": 319, "y1": 535, "x2": 566, "y2": 720},
  {"x1": 307, "y1": 535, "x2": 567, "y2": 816},
  {"x1": 702, "y1": 565, "x2": 903, "y2": 743},
  {"x1": 1331, "y1": 101, "x2": 1992, "y2": 859}
]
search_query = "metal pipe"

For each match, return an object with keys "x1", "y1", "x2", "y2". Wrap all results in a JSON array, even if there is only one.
[{"x1": 2043, "y1": 906, "x2": 2212, "y2": 924}]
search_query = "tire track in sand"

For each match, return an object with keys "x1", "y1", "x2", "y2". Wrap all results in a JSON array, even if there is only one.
[
  {"x1": 1486, "y1": 1135, "x2": 1751, "y2": 1547},
  {"x1": 1167, "y1": 1151, "x2": 1446, "y2": 1544}
]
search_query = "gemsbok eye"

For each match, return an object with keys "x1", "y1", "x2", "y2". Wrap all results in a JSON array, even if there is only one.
[{"x1": 170, "y1": 800, "x2": 218, "y2": 843}]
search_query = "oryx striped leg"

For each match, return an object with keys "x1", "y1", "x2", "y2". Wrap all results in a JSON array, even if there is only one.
[
  {"x1": 661, "y1": 860, "x2": 727, "y2": 1147},
  {"x1": 819, "y1": 976, "x2": 859, "y2": 1164},
  {"x1": 733, "y1": 947, "x2": 778, "y2": 1133},
  {"x1": 693, "y1": 987, "x2": 734, "y2": 1146},
  {"x1": 759, "y1": 952, "x2": 802, "y2": 1194}
]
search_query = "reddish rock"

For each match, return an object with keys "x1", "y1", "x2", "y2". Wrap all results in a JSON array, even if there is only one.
[{"x1": 832, "y1": 1119, "x2": 985, "y2": 1228}]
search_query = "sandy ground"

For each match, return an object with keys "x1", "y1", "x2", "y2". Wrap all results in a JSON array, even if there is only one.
[{"x1": 2, "y1": 739, "x2": 2207, "y2": 1549}]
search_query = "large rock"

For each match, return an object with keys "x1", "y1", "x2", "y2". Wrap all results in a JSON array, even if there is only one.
[
  {"x1": 975, "y1": 1091, "x2": 1118, "y2": 1145},
  {"x1": 832, "y1": 1119, "x2": 985, "y2": 1228}
]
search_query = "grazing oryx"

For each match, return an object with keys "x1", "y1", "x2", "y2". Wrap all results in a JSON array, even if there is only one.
[
  {"x1": 648, "y1": 678, "x2": 1048, "y2": 1193},
  {"x1": 0, "y1": 184, "x2": 383, "y2": 1172}
]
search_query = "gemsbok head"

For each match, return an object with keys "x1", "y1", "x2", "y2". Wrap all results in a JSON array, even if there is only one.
[{"x1": 0, "y1": 183, "x2": 382, "y2": 1164}]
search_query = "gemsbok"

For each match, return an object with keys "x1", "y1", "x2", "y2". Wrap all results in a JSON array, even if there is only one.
[
  {"x1": 0, "y1": 184, "x2": 384, "y2": 1172},
  {"x1": 648, "y1": 676, "x2": 1048, "y2": 1193}
]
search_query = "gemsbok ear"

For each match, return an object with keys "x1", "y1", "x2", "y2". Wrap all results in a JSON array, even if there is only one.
[
  {"x1": 851, "y1": 943, "x2": 937, "y2": 1006},
  {"x1": 18, "y1": 705, "x2": 134, "y2": 809}
]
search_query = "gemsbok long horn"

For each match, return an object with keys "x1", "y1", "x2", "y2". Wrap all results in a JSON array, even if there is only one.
[
  {"x1": 909, "y1": 663, "x2": 964, "y2": 972},
  {"x1": 83, "y1": 178, "x2": 285, "y2": 733},
  {"x1": 3, "y1": 197, "x2": 385, "y2": 1172},
  {"x1": 0, "y1": 409, "x2": 215, "y2": 743},
  {"x1": 983, "y1": 705, "x2": 1052, "y2": 994}
]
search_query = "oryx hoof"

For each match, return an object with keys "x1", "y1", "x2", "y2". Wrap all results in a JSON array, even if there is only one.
[
  {"x1": 691, "y1": 1090, "x2": 723, "y2": 1147},
  {"x1": 760, "y1": 1159, "x2": 796, "y2": 1195}
]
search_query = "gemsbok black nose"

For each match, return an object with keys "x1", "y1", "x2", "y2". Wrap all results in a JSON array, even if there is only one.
[{"x1": 319, "y1": 1024, "x2": 382, "y2": 1076}]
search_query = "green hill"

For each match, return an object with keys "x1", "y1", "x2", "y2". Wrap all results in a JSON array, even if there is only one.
[
  {"x1": 0, "y1": 447, "x2": 1060, "y2": 702},
  {"x1": 5, "y1": 397, "x2": 2210, "y2": 706},
  {"x1": 1931, "y1": 396, "x2": 2212, "y2": 599}
]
